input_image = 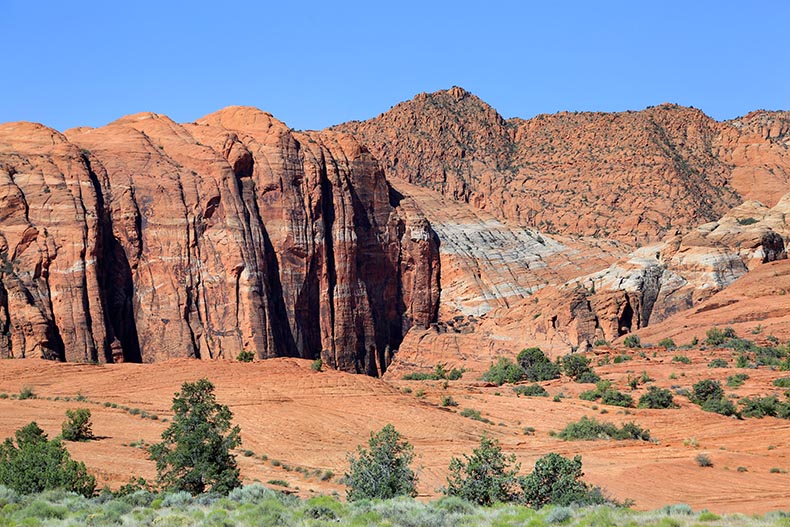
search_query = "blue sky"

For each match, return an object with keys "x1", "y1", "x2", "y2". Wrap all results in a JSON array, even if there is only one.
[{"x1": 2, "y1": 1, "x2": 788, "y2": 131}]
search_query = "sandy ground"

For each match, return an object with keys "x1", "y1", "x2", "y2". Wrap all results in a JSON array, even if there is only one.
[{"x1": 1, "y1": 352, "x2": 789, "y2": 514}]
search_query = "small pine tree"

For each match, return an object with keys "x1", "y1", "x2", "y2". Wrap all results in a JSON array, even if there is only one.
[
  {"x1": 62, "y1": 408, "x2": 95, "y2": 441},
  {"x1": 148, "y1": 378, "x2": 242, "y2": 495},
  {"x1": 345, "y1": 424, "x2": 417, "y2": 501},
  {"x1": 0, "y1": 422, "x2": 95, "y2": 496},
  {"x1": 444, "y1": 435, "x2": 521, "y2": 505}
]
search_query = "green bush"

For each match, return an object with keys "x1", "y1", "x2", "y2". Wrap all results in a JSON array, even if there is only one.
[
  {"x1": 561, "y1": 354, "x2": 598, "y2": 383},
  {"x1": 707, "y1": 358, "x2": 729, "y2": 368},
  {"x1": 691, "y1": 379, "x2": 724, "y2": 403},
  {"x1": 623, "y1": 335, "x2": 641, "y2": 348},
  {"x1": 638, "y1": 386, "x2": 677, "y2": 409},
  {"x1": 61, "y1": 408, "x2": 95, "y2": 442},
  {"x1": 236, "y1": 350, "x2": 255, "y2": 362},
  {"x1": 672, "y1": 355, "x2": 691, "y2": 364},
  {"x1": 600, "y1": 389, "x2": 634, "y2": 408},
  {"x1": 726, "y1": 373, "x2": 749, "y2": 388},
  {"x1": 513, "y1": 384, "x2": 549, "y2": 397},
  {"x1": 18, "y1": 385, "x2": 35, "y2": 400},
  {"x1": 345, "y1": 424, "x2": 417, "y2": 501},
  {"x1": 700, "y1": 397, "x2": 738, "y2": 417},
  {"x1": 557, "y1": 416, "x2": 650, "y2": 441},
  {"x1": 696, "y1": 453, "x2": 713, "y2": 467},
  {"x1": 0, "y1": 422, "x2": 95, "y2": 496},
  {"x1": 483, "y1": 357, "x2": 524, "y2": 385},
  {"x1": 740, "y1": 396, "x2": 790, "y2": 419},
  {"x1": 773, "y1": 377, "x2": 790, "y2": 388},
  {"x1": 148, "y1": 378, "x2": 242, "y2": 495},
  {"x1": 658, "y1": 338, "x2": 676, "y2": 349},
  {"x1": 311, "y1": 358, "x2": 323, "y2": 372},
  {"x1": 517, "y1": 347, "x2": 561, "y2": 382},
  {"x1": 444, "y1": 435, "x2": 521, "y2": 505},
  {"x1": 460, "y1": 408, "x2": 494, "y2": 424},
  {"x1": 521, "y1": 453, "x2": 605, "y2": 508},
  {"x1": 441, "y1": 395, "x2": 459, "y2": 407}
]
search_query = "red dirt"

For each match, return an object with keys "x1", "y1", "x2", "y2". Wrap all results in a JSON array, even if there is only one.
[{"x1": 1, "y1": 355, "x2": 789, "y2": 513}]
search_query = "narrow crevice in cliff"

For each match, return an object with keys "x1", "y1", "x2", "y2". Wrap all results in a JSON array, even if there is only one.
[
  {"x1": 618, "y1": 299, "x2": 634, "y2": 336},
  {"x1": 82, "y1": 153, "x2": 142, "y2": 363},
  {"x1": 318, "y1": 162, "x2": 338, "y2": 367}
]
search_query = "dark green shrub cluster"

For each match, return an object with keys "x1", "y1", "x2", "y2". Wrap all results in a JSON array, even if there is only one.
[
  {"x1": 690, "y1": 379, "x2": 737, "y2": 416},
  {"x1": 579, "y1": 381, "x2": 633, "y2": 407},
  {"x1": 445, "y1": 436, "x2": 603, "y2": 508},
  {"x1": 623, "y1": 335, "x2": 641, "y2": 348},
  {"x1": 739, "y1": 396, "x2": 790, "y2": 419},
  {"x1": 441, "y1": 395, "x2": 459, "y2": 407},
  {"x1": 0, "y1": 422, "x2": 95, "y2": 496},
  {"x1": 557, "y1": 416, "x2": 651, "y2": 441},
  {"x1": 672, "y1": 355, "x2": 691, "y2": 364},
  {"x1": 513, "y1": 384, "x2": 549, "y2": 397},
  {"x1": 561, "y1": 354, "x2": 599, "y2": 383},
  {"x1": 236, "y1": 350, "x2": 255, "y2": 362},
  {"x1": 707, "y1": 358, "x2": 729, "y2": 368},
  {"x1": 726, "y1": 373, "x2": 749, "y2": 388},
  {"x1": 773, "y1": 377, "x2": 790, "y2": 388},
  {"x1": 483, "y1": 357, "x2": 525, "y2": 385},
  {"x1": 638, "y1": 386, "x2": 677, "y2": 409},
  {"x1": 658, "y1": 338, "x2": 676, "y2": 350},
  {"x1": 404, "y1": 364, "x2": 466, "y2": 381},
  {"x1": 518, "y1": 347, "x2": 561, "y2": 382},
  {"x1": 460, "y1": 408, "x2": 494, "y2": 424}
]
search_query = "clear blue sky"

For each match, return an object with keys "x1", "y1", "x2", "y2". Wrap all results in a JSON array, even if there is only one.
[{"x1": 2, "y1": 1, "x2": 788, "y2": 131}]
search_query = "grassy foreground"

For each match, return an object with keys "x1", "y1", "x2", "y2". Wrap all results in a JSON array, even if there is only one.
[{"x1": 1, "y1": 484, "x2": 789, "y2": 527}]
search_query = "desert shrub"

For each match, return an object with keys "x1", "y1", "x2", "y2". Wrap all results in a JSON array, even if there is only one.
[
  {"x1": 691, "y1": 379, "x2": 724, "y2": 403},
  {"x1": 441, "y1": 395, "x2": 459, "y2": 407},
  {"x1": 18, "y1": 385, "x2": 35, "y2": 400},
  {"x1": 700, "y1": 397, "x2": 738, "y2": 417},
  {"x1": 61, "y1": 408, "x2": 95, "y2": 442},
  {"x1": 483, "y1": 357, "x2": 524, "y2": 385},
  {"x1": 0, "y1": 422, "x2": 95, "y2": 496},
  {"x1": 402, "y1": 372, "x2": 434, "y2": 380},
  {"x1": 658, "y1": 338, "x2": 676, "y2": 349},
  {"x1": 690, "y1": 379, "x2": 738, "y2": 415},
  {"x1": 513, "y1": 384, "x2": 549, "y2": 397},
  {"x1": 311, "y1": 358, "x2": 323, "y2": 371},
  {"x1": 460, "y1": 408, "x2": 493, "y2": 424},
  {"x1": 558, "y1": 416, "x2": 650, "y2": 441},
  {"x1": 695, "y1": 454, "x2": 713, "y2": 467},
  {"x1": 740, "y1": 396, "x2": 790, "y2": 418},
  {"x1": 672, "y1": 355, "x2": 691, "y2": 364},
  {"x1": 727, "y1": 373, "x2": 749, "y2": 388},
  {"x1": 623, "y1": 335, "x2": 641, "y2": 348},
  {"x1": 522, "y1": 453, "x2": 605, "y2": 508},
  {"x1": 773, "y1": 377, "x2": 790, "y2": 388},
  {"x1": 444, "y1": 435, "x2": 521, "y2": 505},
  {"x1": 562, "y1": 354, "x2": 598, "y2": 383},
  {"x1": 705, "y1": 328, "x2": 728, "y2": 346},
  {"x1": 600, "y1": 389, "x2": 634, "y2": 407},
  {"x1": 638, "y1": 386, "x2": 677, "y2": 409},
  {"x1": 707, "y1": 358, "x2": 729, "y2": 368},
  {"x1": 148, "y1": 378, "x2": 242, "y2": 495},
  {"x1": 579, "y1": 389, "x2": 600, "y2": 401},
  {"x1": 345, "y1": 424, "x2": 417, "y2": 501},
  {"x1": 517, "y1": 347, "x2": 561, "y2": 382},
  {"x1": 236, "y1": 350, "x2": 255, "y2": 362},
  {"x1": 546, "y1": 505, "x2": 574, "y2": 523},
  {"x1": 593, "y1": 339, "x2": 609, "y2": 347}
]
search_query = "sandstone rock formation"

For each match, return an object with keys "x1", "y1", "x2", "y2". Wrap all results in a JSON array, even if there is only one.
[
  {"x1": 338, "y1": 88, "x2": 790, "y2": 245},
  {"x1": 0, "y1": 110, "x2": 440, "y2": 373}
]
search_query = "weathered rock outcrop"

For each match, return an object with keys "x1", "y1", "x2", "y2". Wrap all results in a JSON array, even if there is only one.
[
  {"x1": 338, "y1": 88, "x2": 790, "y2": 245},
  {"x1": 0, "y1": 109, "x2": 440, "y2": 374}
]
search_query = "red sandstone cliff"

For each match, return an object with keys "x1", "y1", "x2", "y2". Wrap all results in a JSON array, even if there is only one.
[{"x1": 0, "y1": 109, "x2": 440, "y2": 373}]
